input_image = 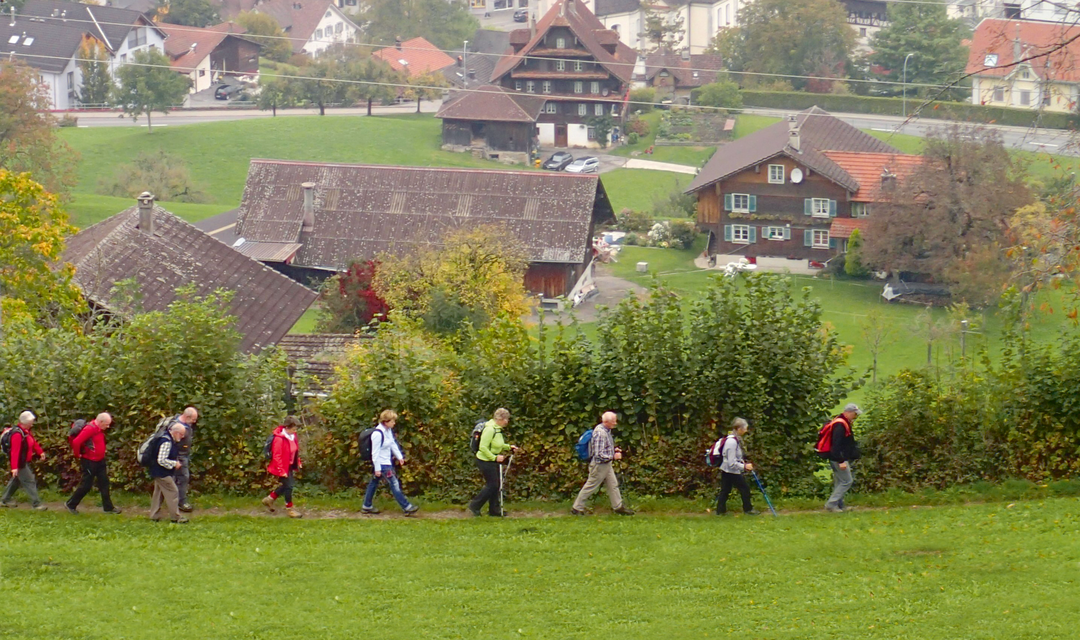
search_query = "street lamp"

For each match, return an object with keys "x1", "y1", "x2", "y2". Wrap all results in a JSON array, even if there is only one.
[
  {"x1": 463, "y1": 40, "x2": 468, "y2": 87},
  {"x1": 902, "y1": 52, "x2": 916, "y2": 117}
]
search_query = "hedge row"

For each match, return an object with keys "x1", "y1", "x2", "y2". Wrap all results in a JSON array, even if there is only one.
[{"x1": 740, "y1": 90, "x2": 1077, "y2": 130}]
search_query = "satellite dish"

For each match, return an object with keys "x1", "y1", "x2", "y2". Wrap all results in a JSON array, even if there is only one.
[
  {"x1": 791, "y1": 168, "x2": 804, "y2": 184},
  {"x1": 602, "y1": 88, "x2": 610, "y2": 96}
]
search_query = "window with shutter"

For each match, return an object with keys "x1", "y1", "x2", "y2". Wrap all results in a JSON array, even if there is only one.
[
  {"x1": 748, "y1": 195, "x2": 757, "y2": 212},
  {"x1": 724, "y1": 225, "x2": 733, "y2": 241},
  {"x1": 731, "y1": 194, "x2": 750, "y2": 213},
  {"x1": 811, "y1": 199, "x2": 830, "y2": 218},
  {"x1": 804, "y1": 230, "x2": 813, "y2": 246},
  {"x1": 724, "y1": 194, "x2": 733, "y2": 211},
  {"x1": 731, "y1": 225, "x2": 751, "y2": 244},
  {"x1": 812, "y1": 230, "x2": 830, "y2": 248}
]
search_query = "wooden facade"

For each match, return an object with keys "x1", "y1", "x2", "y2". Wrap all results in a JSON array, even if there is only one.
[{"x1": 441, "y1": 119, "x2": 536, "y2": 153}]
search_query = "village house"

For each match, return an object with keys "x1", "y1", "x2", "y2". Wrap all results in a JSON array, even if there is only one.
[
  {"x1": 372, "y1": 36, "x2": 456, "y2": 79},
  {"x1": 685, "y1": 107, "x2": 921, "y2": 274},
  {"x1": 231, "y1": 159, "x2": 615, "y2": 299},
  {"x1": 63, "y1": 194, "x2": 318, "y2": 353},
  {"x1": 252, "y1": 0, "x2": 358, "y2": 56},
  {"x1": 490, "y1": 0, "x2": 637, "y2": 149},
  {"x1": 161, "y1": 22, "x2": 260, "y2": 93},
  {"x1": 436, "y1": 86, "x2": 546, "y2": 163},
  {"x1": 640, "y1": 49, "x2": 723, "y2": 103},
  {"x1": 965, "y1": 18, "x2": 1080, "y2": 113}
]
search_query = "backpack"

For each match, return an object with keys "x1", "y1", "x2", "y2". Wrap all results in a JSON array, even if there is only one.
[
  {"x1": 68, "y1": 419, "x2": 89, "y2": 453},
  {"x1": 137, "y1": 415, "x2": 176, "y2": 467},
  {"x1": 0, "y1": 426, "x2": 23, "y2": 458},
  {"x1": 706, "y1": 436, "x2": 730, "y2": 467},
  {"x1": 469, "y1": 420, "x2": 487, "y2": 454},
  {"x1": 262, "y1": 432, "x2": 277, "y2": 461},
  {"x1": 357, "y1": 427, "x2": 381, "y2": 464},
  {"x1": 815, "y1": 418, "x2": 847, "y2": 458},
  {"x1": 575, "y1": 429, "x2": 593, "y2": 461}
]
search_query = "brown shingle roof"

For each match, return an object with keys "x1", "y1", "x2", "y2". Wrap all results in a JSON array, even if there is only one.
[
  {"x1": 436, "y1": 85, "x2": 546, "y2": 122},
  {"x1": 64, "y1": 204, "x2": 318, "y2": 353},
  {"x1": 162, "y1": 22, "x2": 252, "y2": 71},
  {"x1": 278, "y1": 333, "x2": 369, "y2": 391},
  {"x1": 686, "y1": 107, "x2": 899, "y2": 194},
  {"x1": 820, "y1": 151, "x2": 924, "y2": 202},
  {"x1": 643, "y1": 51, "x2": 723, "y2": 88},
  {"x1": 372, "y1": 37, "x2": 456, "y2": 78},
  {"x1": 235, "y1": 160, "x2": 612, "y2": 271}
]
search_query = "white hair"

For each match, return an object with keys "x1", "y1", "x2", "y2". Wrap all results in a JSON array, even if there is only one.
[{"x1": 18, "y1": 411, "x2": 35, "y2": 425}]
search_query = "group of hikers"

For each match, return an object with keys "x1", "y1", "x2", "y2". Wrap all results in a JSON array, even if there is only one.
[{"x1": 0, "y1": 401, "x2": 864, "y2": 521}]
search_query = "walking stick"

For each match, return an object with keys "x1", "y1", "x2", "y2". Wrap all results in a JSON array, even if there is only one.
[
  {"x1": 751, "y1": 470, "x2": 778, "y2": 516},
  {"x1": 499, "y1": 455, "x2": 514, "y2": 514}
]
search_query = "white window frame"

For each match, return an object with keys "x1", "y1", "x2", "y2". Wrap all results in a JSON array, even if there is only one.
[
  {"x1": 768, "y1": 164, "x2": 785, "y2": 184},
  {"x1": 526, "y1": 81, "x2": 536, "y2": 93},
  {"x1": 732, "y1": 193, "x2": 750, "y2": 213},
  {"x1": 811, "y1": 198, "x2": 831, "y2": 218},
  {"x1": 556, "y1": 37, "x2": 566, "y2": 49},
  {"x1": 852, "y1": 203, "x2": 871, "y2": 218},
  {"x1": 556, "y1": 60, "x2": 565, "y2": 71},
  {"x1": 812, "y1": 229, "x2": 830, "y2": 249},
  {"x1": 590, "y1": 81, "x2": 600, "y2": 94},
  {"x1": 765, "y1": 226, "x2": 786, "y2": 240},
  {"x1": 1020, "y1": 90, "x2": 1031, "y2": 106},
  {"x1": 542, "y1": 81, "x2": 552, "y2": 94},
  {"x1": 732, "y1": 224, "x2": 751, "y2": 244},
  {"x1": 515, "y1": 80, "x2": 523, "y2": 91},
  {"x1": 545, "y1": 102, "x2": 557, "y2": 114},
  {"x1": 315, "y1": 28, "x2": 323, "y2": 40},
  {"x1": 574, "y1": 81, "x2": 583, "y2": 94},
  {"x1": 578, "y1": 103, "x2": 587, "y2": 116},
  {"x1": 575, "y1": 61, "x2": 584, "y2": 72},
  {"x1": 594, "y1": 103, "x2": 604, "y2": 116},
  {"x1": 993, "y1": 86, "x2": 1005, "y2": 102}
]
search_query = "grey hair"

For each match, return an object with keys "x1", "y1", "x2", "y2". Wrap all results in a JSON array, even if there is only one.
[{"x1": 18, "y1": 411, "x2": 35, "y2": 425}]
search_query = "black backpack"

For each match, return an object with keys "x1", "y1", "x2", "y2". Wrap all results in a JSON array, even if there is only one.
[
  {"x1": 262, "y1": 432, "x2": 277, "y2": 460},
  {"x1": 469, "y1": 420, "x2": 487, "y2": 454},
  {"x1": 137, "y1": 416, "x2": 176, "y2": 467},
  {"x1": 0, "y1": 425, "x2": 24, "y2": 458},
  {"x1": 68, "y1": 419, "x2": 88, "y2": 442},
  {"x1": 358, "y1": 427, "x2": 381, "y2": 464}
]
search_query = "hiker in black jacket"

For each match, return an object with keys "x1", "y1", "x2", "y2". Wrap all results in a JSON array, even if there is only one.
[{"x1": 824, "y1": 403, "x2": 861, "y2": 513}]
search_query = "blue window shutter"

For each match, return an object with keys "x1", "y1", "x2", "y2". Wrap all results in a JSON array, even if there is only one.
[
  {"x1": 724, "y1": 225, "x2": 732, "y2": 242},
  {"x1": 749, "y1": 226, "x2": 757, "y2": 243},
  {"x1": 749, "y1": 195, "x2": 757, "y2": 212},
  {"x1": 724, "y1": 194, "x2": 733, "y2": 211},
  {"x1": 804, "y1": 198, "x2": 812, "y2": 215},
  {"x1": 829, "y1": 237, "x2": 837, "y2": 249},
  {"x1": 783, "y1": 226, "x2": 791, "y2": 240},
  {"x1": 804, "y1": 230, "x2": 813, "y2": 247},
  {"x1": 829, "y1": 200, "x2": 838, "y2": 217}
]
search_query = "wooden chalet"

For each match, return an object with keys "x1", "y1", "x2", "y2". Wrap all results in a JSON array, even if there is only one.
[
  {"x1": 685, "y1": 107, "x2": 921, "y2": 270},
  {"x1": 437, "y1": 85, "x2": 546, "y2": 163},
  {"x1": 233, "y1": 160, "x2": 615, "y2": 298}
]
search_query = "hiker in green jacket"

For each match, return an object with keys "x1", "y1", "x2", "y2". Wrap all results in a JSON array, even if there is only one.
[{"x1": 468, "y1": 408, "x2": 519, "y2": 517}]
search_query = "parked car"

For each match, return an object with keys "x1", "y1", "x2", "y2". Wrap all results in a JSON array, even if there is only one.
[
  {"x1": 215, "y1": 83, "x2": 244, "y2": 100},
  {"x1": 542, "y1": 152, "x2": 574, "y2": 171},
  {"x1": 513, "y1": 8, "x2": 528, "y2": 21},
  {"x1": 565, "y1": 157, "x2": 600, "y2": 174}
]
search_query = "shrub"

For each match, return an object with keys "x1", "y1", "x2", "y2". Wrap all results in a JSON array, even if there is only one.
[
  {"x1": 616, "y1": 208, "x2": 654, "y2": 232},
  {"x1": 627, "y1": 118, "x2": 652, "y2": 137},
  {"x1": 627, "y1": 132, "x2": 639, "y2": 145},
  {"x1": 692, "y1": 80, "x2": 743, "y2": 109},
  {"x1": 629, "y1": 87, "x2": 656, "y2": 113},
  {"x1": 667, "y1": 219, "x2": 698, "y2": 249},
  {"x1": 96, "y1": 150, "x2": 211, "y2": 203},
  {"x1": 652, "y1": 189, "x2": 696, "y2": 219},
  {"x1": 647, "y1": 221, "x2": 673, "y2": 247},
  {"x1": 57, "y1": 114, "x2": 79, "y2": 127}
]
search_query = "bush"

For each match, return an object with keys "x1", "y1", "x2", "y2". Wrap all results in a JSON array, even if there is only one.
[
  {"x1": 692, "y1": 80, "x2": 743, "y2": 109},
  {"x1": 629, "y1": 87, "x2": 656, "y2": 113},
  {"x1": 96, "y1": 150, "x2": 211, "y2": 203},
  {"x1": 652, "y1": 189, "x2": 696, "y2": 219},
  {"x1": 616, "y1": 208, "x2": 654, "y2": 232},
  {"x1": 627, "y1": 118, "x2": 652, "y2": 137},
  {"x1": 627, "y1": 132, "x2": 639, "y2": 145},
  {"x1": 57, "y1": 114, "x2": 79, "y2": 127},
  {"x1": 667, "y1": 219, "x2": 698, "y2": 249}
]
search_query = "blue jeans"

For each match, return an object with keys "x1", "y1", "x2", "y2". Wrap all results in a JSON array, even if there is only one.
[{"x1": 363, "y1": 466, "x2": 412, "y2": 511}]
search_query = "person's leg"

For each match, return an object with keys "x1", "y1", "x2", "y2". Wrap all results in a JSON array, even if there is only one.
[
  {"x1": 385, "y1": 467, "x2": 414, "y2": 511},
  {"x1": 175, "y1": 458, "x2": 191, "y2": 506},
  {"x1": 149, "y1": 481, "x2": 164, "y2": 520},
  {"x1": 18, "y1": 466, "x2": 41, "y2": 507},
  {"x1": 825, "y1": 461, "x2": 852, "y2": 510},
  {"x1": 362, "y1": 471, "x2": 382, "y2": 509},
  {"x1": 469, "y1": 460, "x2": 500, "y2": 514},
  {"x1": 281, "y1": 472, "x2": 294, "y2": 506},
  {"x1": 717, "y1": 472, "x2": 735, "y2": 514},
  {"x1": 160, "y1": 477, "x2": 181, "y2": 521},
  {"x1": 95, "y1": 461, "x2": 115, "y2": 511},
  {"x1": 735, "y1": 474, "x2": 754, "y2": 513},
  {"x1": 601, "y1": 464, "x2": 624, "y2": 510},
  {"x1": 67, "y1": 460, "x2": 96, "y2": 509},
  {"x1": 572, "y1": 462, "x2": 606, "y2": 512}
]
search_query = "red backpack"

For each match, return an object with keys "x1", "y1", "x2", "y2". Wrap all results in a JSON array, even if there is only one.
[{"x1": 815, "y1": 418, "x2": 850, "y2": 458}]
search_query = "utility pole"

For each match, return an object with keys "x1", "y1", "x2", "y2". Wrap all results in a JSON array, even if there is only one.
[{"x1": 902, "y1": 52, "x2": 916, "y2": 117}]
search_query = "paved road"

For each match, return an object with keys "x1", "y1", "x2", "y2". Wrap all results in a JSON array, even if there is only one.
[
  {"x1": 743, "y1": 107, "x2": 1079, "y2": 156},
  {"x1": 72, "y1": 101, "x2": 443, "y2": 127}
]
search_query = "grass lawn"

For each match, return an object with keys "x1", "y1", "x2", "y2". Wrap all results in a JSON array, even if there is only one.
[
  {"x1": 610, "y1": 111, "x2": 715, "y2": 166},
  {"x1": 289, "y1": 306, "x2": 321, "y2": 334},
  {"x1": 601, "y1": 169, "x2": 690, "y2": 214},
  {"x1": 2, "y1": 497, "x2": 1078, "y2": 638}
]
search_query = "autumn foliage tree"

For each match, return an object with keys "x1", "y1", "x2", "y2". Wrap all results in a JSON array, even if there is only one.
[{"x1": 316, "y1": 260, "x2": 390, "y2": 333}]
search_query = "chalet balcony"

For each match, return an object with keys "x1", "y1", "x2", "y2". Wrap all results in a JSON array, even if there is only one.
[
  {"x1": 510, "y1": 70, "x2": 611, "y2": 80},
  {"x1": 529, "y1": 47, "x2": 593, "y2": 57}
]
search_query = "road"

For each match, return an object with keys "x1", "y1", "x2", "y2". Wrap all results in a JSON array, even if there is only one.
[
  {"x1": 742, "y1": 107, "x2": 1079, "y2": 156},
  {"x1": 71, "y1": 101, "x2": 443, "y2": 127}
]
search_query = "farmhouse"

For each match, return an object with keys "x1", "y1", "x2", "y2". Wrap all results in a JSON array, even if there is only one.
[
  {"x1": 161, "y1": 22, "x2": 260, "y2": 93},
  {"x1": 640, "y1": 50, "x2": 724, "y2": 104},
  {"x1": 232, "y1": 160, "x2": 614, "y2": 298},
  {"x1": 685, "y1": 107, "x2": 921, "y2": 273},
  {"x1": 437, "y1": 86, "x2": 546, "y2": 163},
  {"x1": 63, "y1": 194, "x2": 317, "y2": 353}
]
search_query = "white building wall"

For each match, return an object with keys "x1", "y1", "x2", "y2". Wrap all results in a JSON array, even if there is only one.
[
  {"x1": 188, "y1": 56, "x2": 213, "y2": 93},
  {"x1": 302, "y1": 6, "x2": 358, "y2": 56},
  {"x1": 567, "y1": 123, "x2": 591, "y2": 147},
  {"x1": 537, "y1": 122, "x2": 556, "y2": 146},
  {"x1": 108, "y1": 24, "x2": 168, "y2": 76}
]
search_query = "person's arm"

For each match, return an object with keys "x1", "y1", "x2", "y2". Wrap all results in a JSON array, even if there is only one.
[
  {"x1": 723, "y1": 438, "x2": 745, "y2": 472},
  {"x1": 157, "y1": 440, "x2": 179, "y2": 469},
  {"x1": 71, "y1": 426, "x2": 94, "y2": 458},
  {"x1": 371, "y1": 431, "x2": 383, "y2": 466},
  {"x1": 391, "y1": 435, "x2": 404, "y2": 463},
  {"x1": 478, "y1": 425, "x2": 497, "y2": 460}
]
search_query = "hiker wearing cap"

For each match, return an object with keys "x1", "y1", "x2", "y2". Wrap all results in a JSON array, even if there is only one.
[
  {"x1": 66, "y1": 412, "x2": 122, "y2": 515},
  {"x1": 1, "y1": 411, "x2": 47, "y2": 510},
  {"x1": 713, "y1": 418, "x2": 760, "y2": 516},
  {"x1": 819, "y1": 403, "x2": 862, "y2": 513}
]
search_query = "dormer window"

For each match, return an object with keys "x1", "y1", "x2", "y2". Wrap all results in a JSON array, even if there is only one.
[
  {"x1": 984, "y1": 53, "x2": 998, "y2": 67},
  {"x1": 1020, "y1": 68, "x2": 1030, "y2": 79},
  {"x1": 556, "y1": 37, "x2": 566, "y2": 49}
]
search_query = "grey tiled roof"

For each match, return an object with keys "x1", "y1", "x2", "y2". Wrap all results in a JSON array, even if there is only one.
[{"x1": 20, "y1": 0, "x2": 162, "y2": 51}]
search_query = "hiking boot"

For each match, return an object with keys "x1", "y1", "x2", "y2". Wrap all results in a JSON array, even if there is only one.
[
  {"x1": 1, "y1": 501, "x2": 16, "y2": 508},
  {"x1": 31, "y1": 505, "x2": 48, "y2": 511},
  {"x1": 614, "y1": 506, "x2": 635, "y2": 516},
  {"x1": 744, "y1": 510, "x2": 762, "y2": 516},
  {"x1": 65, "y1": 504, "x2": 79, "y2": 515},
  {"x1": 172, "y1": 517, "x2": 190, "y2": 524},
  {"x1": 103, "y1": 508, "x2": 122, "y2": 515},
  {"x1": 361, "y1": 506, "x2": 380, "y2": 514},
  {"x1": 179, "y1": 503, "x2": 194, "y2": 513},
  {"x1": 261, "y1": 495, "x2": 276, "y2": 513},
  {"x1": 571, "y1": 508, "x2": 587, "y2": 516},
  {"x1": 467, "y1": 506, "x2": 482, "y2": 517},
  {"x1": 404, "y1": 504, "x2": 419, "y2": 516},
  {"x1": 824, "y1": 504, "x2": 844, "y2": 513},
  {"x1": 286, "y1": 508, "x2": 302, "y2": 519}
]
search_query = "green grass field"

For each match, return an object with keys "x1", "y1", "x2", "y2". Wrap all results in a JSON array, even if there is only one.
[
  {"x1": 601, "y1": 169, "x2": 691, "y2": 214},
  {"x1": 2, "y1": 497, "x2": 1078, "y2": 639}
]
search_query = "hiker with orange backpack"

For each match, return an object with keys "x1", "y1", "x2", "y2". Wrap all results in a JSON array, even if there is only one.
[{"x1": 815, "y1": 403, "x2": 862, "y2": 513}]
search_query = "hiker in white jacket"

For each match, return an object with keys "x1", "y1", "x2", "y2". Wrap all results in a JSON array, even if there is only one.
[
  {"x1": 713, "y1": 418, "x2": 760, "y2": 516},
  {"x1": 361, "y1": 410, "x2": 418, "y2": 516}
]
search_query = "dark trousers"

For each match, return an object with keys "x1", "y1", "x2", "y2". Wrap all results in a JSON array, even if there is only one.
[
  {"x1": 67, "y1": 459, "x2": 114, "y2": 511},
  {"x1": 272, "y1": 471, "x2": 295, "y2": 504},
  {"x1": 717, "y1": 471, "x2": 753, "y2": 514},
  {"x1": 468, "y1": 459, "x2": 502, "y2": 516}
]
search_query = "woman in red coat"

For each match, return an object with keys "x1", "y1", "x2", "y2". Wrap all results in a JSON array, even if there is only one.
[{"x1": 261, "y1": 416, "x2": 303, "y2": 518}]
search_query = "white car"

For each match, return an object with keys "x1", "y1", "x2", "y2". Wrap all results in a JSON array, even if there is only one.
[{"x1": 565, "y1": 157, "x2": 600, "y2": 174}]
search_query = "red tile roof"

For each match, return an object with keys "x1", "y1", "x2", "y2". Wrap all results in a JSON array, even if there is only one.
[
  {"x1": 372, "y1": 37, "x2": 456, "y2": 77},
  {"x1": 829, "y1": 217, "x2": 870, "y2": 239},
  {"x1": 966, "y1": 18, "x2": 1080, "y2": 83},
  {"x1": 162, "y1": 22, "x2": 248, "y2": 71},
  {"x1": 821, "y1": 151, "x2": 924, "y2": 202}
]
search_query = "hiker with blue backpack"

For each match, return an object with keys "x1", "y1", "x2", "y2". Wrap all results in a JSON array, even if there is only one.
[
  {"x1": 467, "y1": 408, "x2": 519, "y2": 517},
  {"x1": 261, "y1": 416, "x2": 303, "y2": 518},
  {"x1": 361, "y1": 410, "x2": 419, "y2": 516},
  {"x1": 571, "y1": 412, "x2": 634, "y2": 516},
  {"x1": 709, "y1": 418, "x2": 760, "y2": 517}
]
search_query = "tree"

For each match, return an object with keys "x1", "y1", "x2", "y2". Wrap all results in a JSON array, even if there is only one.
[
  {"x1": 712, "y1": 0, "x2": 855, "y2": 91},
  {"x1": 641, "y1": 5, "x2": 685, "y2": 53},
  {"x1": 403, "y1": 71, "x2": 447, "y2": 114},
  {"x1": 372, "y1": 225, "x2": 532, "y2": 329},
  {"x1": 96, "y1": 150, "x2": 210, "y2": 203},
  {"x1": 0, "y1": 170, "x2": 85, "y2": 330},
  {"x1": 291, "y1": 57, "x2": 347, "y2": 116},
  {"x1": 869, "y1": 0, "x2": 969, "y2": 97},
  {"x1": 338, "y1": 50, "x2": 400, "y2": 116},
  {"x1": 0, "y1": 61, "x2": 79, "y2": 196},
  {"x1": 289, "y1": 47, "x2": 398, "y2": 116},
  {"x1": 586, "y1": 113, "x2": 615, "y2": 147},
  {"x1": 862, "y1": 126, "x2": 1032, "y2": 305},
  {"x1": 113, "y1": 49, "x2": 192, "y2": 132},
  {"x1": 363, "y1": 0, "x2": 479, "y2": 51},
  {"x1": 156, "y1": 0, "x2": 220, "y2": 28},
  {"x1": 316, "y1": 260, "x2": 390, "y2": 333},
  {"x1": 692, "y1": 79, "x2": 742, "y2": 109},
  {"x1": 78, "y1": 40, "x2": 115, "y2": 107},
  {"x1": 234, "y1": 11, "x2": 293, "y2": 62},
  {"x1": 859, "y1": 307, "x2": 894, "y2": 384},
  {"x1": 257, "y1": 77, "x2": 294, "y2": 116},
  {"x1": 844, "y1": 228, "x2": 870, "y2": 277}
]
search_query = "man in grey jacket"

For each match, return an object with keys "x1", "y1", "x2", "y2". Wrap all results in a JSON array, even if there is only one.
[{"x1": 713, "y1": 418, "x2": 759, "y2": 516}]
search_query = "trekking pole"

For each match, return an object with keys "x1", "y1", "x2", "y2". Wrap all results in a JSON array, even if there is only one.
[
  {"x1": 499, "y1": 455, "x2": 514, "y2": 513},
  {"x1": 751, "y1": 470, "x2": 778, "y2": 516}
]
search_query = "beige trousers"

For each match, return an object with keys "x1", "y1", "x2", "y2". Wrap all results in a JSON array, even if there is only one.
[
  {"x1": 150, "y1": 477, "x2": 180, "y2": 521},
  {"x1": 572, "y1": 461, "x2": 624, "y2": 511}
]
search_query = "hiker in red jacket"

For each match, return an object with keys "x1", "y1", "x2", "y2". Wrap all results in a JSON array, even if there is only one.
[
  {"x1": 66, "y1": 412, "x2": 121, "y2": 515},
  {"x1": 261, "y1": 416, "x2": 303, "y2": 518},
  {"x1": 821, "y1": 403, "x2": 862, "y2": 513},
  {"x1": 1, "y1": 411, "x2": 47, "y2": 510}
]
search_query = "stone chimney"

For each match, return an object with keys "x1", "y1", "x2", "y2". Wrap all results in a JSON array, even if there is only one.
[
  {"x1": 137, "y1": 192, "x2": 155, "y2": 235},
  {"x1": 395, "y1": 36, "x2": 403, "y2": 50},
  {"x1": 787, "y1": 114, "x2": 800, "y2": 152},
  {"x1": 301, "y1": 182, "x2": 315, "y2": 233}
]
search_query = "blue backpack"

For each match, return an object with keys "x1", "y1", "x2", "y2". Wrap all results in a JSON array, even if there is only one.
[{"x1": 575, "y1": 429, "x2": 593, "y2": 461}]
